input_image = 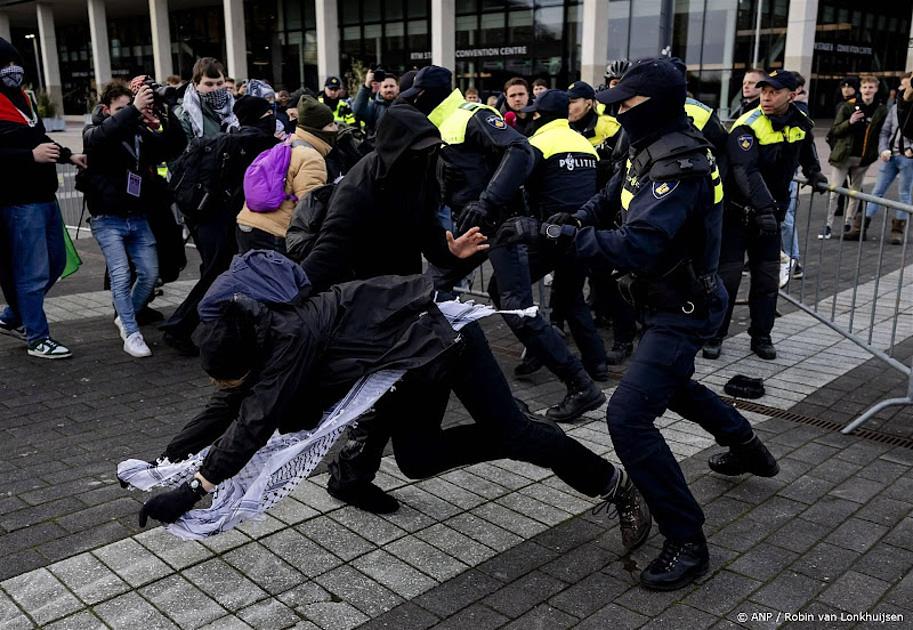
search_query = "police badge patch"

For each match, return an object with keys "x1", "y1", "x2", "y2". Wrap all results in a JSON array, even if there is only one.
[
  {"x1": 486, "y1": 115, "x2": 507, "y2": 130},
  {"x1": 652, "y1": 180, "x2": 679, "y2": 199},
  {"x1": 737, "y1": 134, "x2": 754, "y2": 151}
]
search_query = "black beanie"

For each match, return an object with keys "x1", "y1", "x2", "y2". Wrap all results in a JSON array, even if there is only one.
[
  {"x1": 297, "y1": 95, "x2": 334, "y2": 130},
  {"x1": 0, "y1": 38, "x2": 23, "y2": 67},
  {"x1": 193, "y1": 301, "x2": 258, "y2": 381},
  {"x1": 233, "y1": 95, "x2": 273, "y2": 127}
]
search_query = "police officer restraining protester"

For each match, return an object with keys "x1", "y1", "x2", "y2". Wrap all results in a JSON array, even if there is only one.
[
  {"x1": 499, "y1": 58, "x2": 780, "y2": 591},
  {"x1": 704, "y1": 70, "x2": 827, "y2": 361},
  {"x1": 405, "y1": 65, "x2": 606, "y2": 423}
]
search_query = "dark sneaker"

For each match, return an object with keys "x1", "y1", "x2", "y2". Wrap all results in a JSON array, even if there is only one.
[
  {"x1": 750, "y1": 336, "x2": 776, "y2": 360},
  {"x1": 327, "y1": 481, "x2": 400, "y2": 514},
  {"x1": 817, "y1": 226, "x2": 831, "y2": 240},
  {"x1": 586, "y1": 361, "x2": 611, "y2": 382},
  {"x1": 708, "y1": 435, "x2": 780, "y2": 477},
  {"x1": 791, "y1": 262, "x2": 804, "y2": 279},
  {"x1": 593, "y1": 469, "x2": 652, "y2": 550},
  {"x1": 163, "y1": 332, "x2": 199, "y2": 357},
  {"x1": 0, "y1": 318, "x2": 26, "y2": 342},
  {"x1": 605, "y1": 341, "x2": 633, "y2": 365},
  {"x1": 514, "y1": 350, "x2": 543, "y2": 377},
  {"x1": 702, "y1": 339, "x2": 722, "y2": 359},
  {"x1": 640, "y1": 538, "x2": 710, "y2": 591},
  {"x1": 546, "y1": 375, "x2": 606, "y2": 423},
  {"x1": 27, "y1": 338, "x2": 72, "y2": 360}
]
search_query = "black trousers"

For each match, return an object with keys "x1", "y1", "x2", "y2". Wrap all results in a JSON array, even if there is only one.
[
  {"x1": 160, "y1": 213, "x2": 237, "y2": 341},
  {"x1": 715, "y1": 208, "x2": 780, "y2": 341},
  {"x1": 236, "y1": 225, "x2": 287, "y2": 256},
  {"x1": 588, "y1": 271, "x2": 637, "y2": 345},
  {"x1": 329, "y1": 322, "x2": 616, "y2": 498}
]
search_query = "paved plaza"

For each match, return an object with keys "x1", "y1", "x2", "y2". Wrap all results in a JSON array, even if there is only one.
[{"x1": 1, "y1": 183, "x2": 913, "y2": 628}]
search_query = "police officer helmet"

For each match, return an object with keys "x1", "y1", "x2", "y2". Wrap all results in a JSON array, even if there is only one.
[{"x1": 604, "y1": 59, "x2": 631, "y2": 81}]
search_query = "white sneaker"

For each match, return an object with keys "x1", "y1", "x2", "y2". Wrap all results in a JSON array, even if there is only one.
[
  {"x1": 124, "y1": 332, "x2": 152, "y2": 358},
  {"x1": 779, "y1": 256, "x2": 791, "y2": 288},
  {"x1": 114, "y1": 316, "x2": 127, "y2": 341}
]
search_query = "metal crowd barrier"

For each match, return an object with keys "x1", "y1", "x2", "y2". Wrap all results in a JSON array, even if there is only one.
[
  {"x1": 448, "y1": 260, "x2": 551, "y2": 320},
  {"x1": 782, "y1": 177, "x2": 913, "y2": 434},
  {"x1": 56, "y1": 164, "x2": 89, "y2": 236}
]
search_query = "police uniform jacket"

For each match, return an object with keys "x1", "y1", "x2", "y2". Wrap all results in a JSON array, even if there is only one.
[
  {"x1": 526, "y1": 118, "x2": 599, "y2": 217},
  {"x1": 726, "y1": 104, "x2": 822, "y2": 215},
  {"x1": 318, "y1": 94, "x2": 357, "y2": 126},
  {"x1": 428, "y1": 89, "x2": 535, "y2": 219}
]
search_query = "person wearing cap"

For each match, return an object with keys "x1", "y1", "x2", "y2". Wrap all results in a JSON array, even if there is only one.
[
  {"x1": 509, "y1": 89, "x2": 610, "y2": 383},
  {"x1": 732, "y1": 68, "x2": 764, "y2": 118},
  {"x1": 706, "y1": 69, "x2": 826, "y2": 361},
  {"x1": 838, "y1": 77, "x2": 860, "y2": 113},
  {"x1": 502, "y1": 56, "x2": 780, "y2": 591},
  {"x1": 236, "y1": 96, "x2": 337, "y2": 255},
  {"x1": 402, "y1": 65, "x2": 605, "y2": 423},
  {"x1": 568, "y1": 81, "x2": 622, "y2": 185},
  {"x1": 318, "y1": 76, "x2": 356, "y2": 126}
]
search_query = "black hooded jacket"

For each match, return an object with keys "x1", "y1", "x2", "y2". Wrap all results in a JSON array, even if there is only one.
[
  {"x1": 81, "y1": 103, "x2": 187, "y2": 217},
  {"x1": 299, "y1": 104, "x2": 461, "y2": 292},
  {"x1": 0, "y1": 37, "x2": 73, "y2": 207}
]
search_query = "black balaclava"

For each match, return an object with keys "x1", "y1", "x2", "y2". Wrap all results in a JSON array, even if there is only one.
[
  {"x1": 0, "y1": 38, "x2": 26, "y2": 98},
  {"x1": 194, "y1": 300, "x2": 258, "y2": 381},
  {"x1": 412, "y1": 85, "x2": 452, "y2": 116},
  {"x1": 617, "y1": 85, "x2": 687, "y2": 148}
]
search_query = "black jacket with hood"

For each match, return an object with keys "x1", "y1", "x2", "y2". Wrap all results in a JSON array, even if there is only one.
[
  {"x1": 0, "y1": 37, "x2": 73, "y2": 207},
  {"x1": 299, "y1": 104, "x2": 463, "y2": 292},
  {"x1": 81, "y1": 103, "x2": 187, "y2": 217},
  {"x1": 165, "y1": 271, "x2": 461, "y2": 485}
]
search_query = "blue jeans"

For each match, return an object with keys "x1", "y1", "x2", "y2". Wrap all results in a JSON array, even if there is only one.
[
  {"x1": 90, "y1": 215, "x2": 158, "y2": 336},
  {"x1": 865, "y1": 156, "x2": 913, "y2": 221},
  {"x1": 780, "y1": 180, "x2": 801, "y2": 260},
  {"x1": 0, "y1": 201, "x2": 66, "y2": 343}
]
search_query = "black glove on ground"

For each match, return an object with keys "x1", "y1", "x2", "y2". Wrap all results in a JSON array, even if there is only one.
[
  {"x1": 545, "y1": 212, "x2": 582, "y2": 228},
  {"x1": 804, "y1": 171, "x2": 828, "y2": 193},
  {"x1": 457, "y1": 201, "x2": 492, "y2": 234},
  {"x1": 754, "y1": 209, "x2": 779, "y2": 237},
  {"x1": 138, "y1": 481, "x2": 204, "y2": 527},
  {"x1": 495, "y1": 216, "x2": 540, "y2": 246}
]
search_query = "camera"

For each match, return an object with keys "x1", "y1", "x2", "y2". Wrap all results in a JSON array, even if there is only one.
[
  {"x1": 142, "y1": 76, "x2": 179, "y2": 110},
  {"x1": 373, "y1": 67, "x2": 386, "y2": 83}
]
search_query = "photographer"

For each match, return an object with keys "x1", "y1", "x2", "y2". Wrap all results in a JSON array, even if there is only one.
[
  {"x1": 82, "y1": 80, "x2": 186, "y2": 357},
  {"x1": 352, "y1": 68, "x2": 399, "y2": 133}
]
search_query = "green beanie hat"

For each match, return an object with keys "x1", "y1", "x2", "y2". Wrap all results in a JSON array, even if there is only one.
[{"x1": 297, "y1": 95, "x2": 334, "y2": 130}]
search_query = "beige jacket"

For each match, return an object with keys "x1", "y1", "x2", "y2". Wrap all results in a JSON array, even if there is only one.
[{"x1": 237, "y1": 128, "x2": 331, "y2": 238}]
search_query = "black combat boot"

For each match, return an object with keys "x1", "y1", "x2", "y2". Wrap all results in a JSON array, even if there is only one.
[
  {"x1": 593, "y1": 469, "x2": 652, "y2": 550},
  {"x1": 586, "y1": 361, "x2": 610, "y2": 382},
  {"x1": 702, "y1": 338, "x2": 722, "y2": 359},
  {"x1": 750, "y1": 335, "x2": 776, "y2": 360},
  {"x1": 327, "y1": 481, "x2": 400, "y2": 514},
  {"x1": 514, "y1": 349, "x2": 543, "y2": 377},
  {"x1": 640, "y1": 537, "x2": 710, "y2": 591},
  {"x1": 546, "y1": 373, "x2": 606, "y2": 423},
  {"x1": 708, "y1": 434, "x2": 780, "y2": 477},
  {"x1": 605, "y1": 341, "x2": 633, "y2": 365}
]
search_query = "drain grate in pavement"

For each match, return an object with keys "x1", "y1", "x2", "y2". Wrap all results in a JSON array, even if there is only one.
[{"x1": 726, "y1": 398, "x2": 913, "y2": 450}]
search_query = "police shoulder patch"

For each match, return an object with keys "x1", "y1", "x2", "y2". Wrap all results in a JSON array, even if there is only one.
[
  {"x1": 652, "y1": 180, "x2": 679, "y2": 199},
  {"x1": 486, "y1": 115, "x2": 507, "y2": 130},
  {"x1": 737, "y1": 133, "x2": 754, "y2": 151}
]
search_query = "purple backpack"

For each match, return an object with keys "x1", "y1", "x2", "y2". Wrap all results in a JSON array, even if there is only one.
[{"x1": 243, "y1": 139, "x2": 310, "y2": 212}]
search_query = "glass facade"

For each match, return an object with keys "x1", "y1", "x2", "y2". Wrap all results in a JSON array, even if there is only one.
[{"x1": 246, "y1": 0, "x2": 318, "y2": 90}]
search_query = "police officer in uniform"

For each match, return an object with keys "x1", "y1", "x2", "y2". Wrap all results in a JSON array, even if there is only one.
[
  {"x1": 318, "y1": 76, "x2": 357, "y2": 126},
  {"x1": 406, "y1": 66, "x2": 606, "y2": 422},
  {"x1": 568, "y1": 81, "x2": 622, "y2": 188},
  {"x1": 504, "y1": 58, "x2": 781, "y2": 590},
  {"x1": 704, "y1": 70, "x2": 826, "y2": 360}
]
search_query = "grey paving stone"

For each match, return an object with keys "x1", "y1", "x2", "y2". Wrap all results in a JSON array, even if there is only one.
[
  {"x1": 823, "y1": 517, "x2": 890, "y2": 554},
  {"x1": 683, "y1": 570, "x2": 762, "y2": 616},
  {"x1": 198, "y1": 528, "x2": 252, "y2": 555},
  {"x1": 139, "y1": 574, "x2": 226, "y2": 629},
  {"x1": 446, "y1": 513, "x2": 524, "y2": 552},
  {"x1": 260, "y1": 528, "x2": 342, "y2": 579},
  {"x1": 93, "y1": 591, "x2": 179, "y2": 629},
  {"x1": 198, "y1": 614, "x2": 254, "y2": 630},
  {"x1": 854, "y1": 543, "x2": 913, "y2": 583},
  {"x1": 883, "y1": 517, "x2": 913, "y2": 552},
  {"x1": 182, "y1": 558, "x2": 269, "y2": 612},
  {"x1": 518, "y1": 482, "x2": 593, "y2": 515},
  {"x1": 351, "y1": 549, "x2": 437, "y2": 599},
  {"x1": 818, "y1": 570, "x2": 892, "y2": 613},
  {"x1": 749, "y1": 570, "x2": 826, "y2": 611},
  {"x1": 471, "y1": 502, "x2": 547, "y2": 538},
  {"x1": 47, "y1": 552, "x2": 130, "y2": 605},
  {"x1": 385, "y1": 535, "x2": 468, "y2": 581},
  {"x1": 390, "y1": 485, "x2": 461, "y2": 521},
  {"x1": 701, "y1": 496, "x2": 754, "y2": 532},
  {"x1": 484, "y1": 570, "x2": 567, "y2": 618},
  {"x1": 576, "y1": 602, "x2": 649, "y2": 630},
  {"x1": 275, "y1": 581, "x2": 332, "y2": 609},
  {"x1": 0, "y1": 588, "x2": 33, "y2": 630},
  {"x1": 328, "y1": 507, "x2": 407, "y2": 546},
  {"x1": 541, "y1": 541, "x2": 616, "y2": 583},
  {"x1": 412, "y1": 568, "x2": 502, "y2": 618},
  {"x1": 641, "y1": 603, "x2": 719, "y2": 630},
  {"x1": 133, "y1": 527, "x2": 214, "y2": 571},
  {"x1": 476, "y1": 539, "x2": 559, "y2": 583},
  {"x1": 415, "y1": 523, "x2": 497, "y2": 566},
  {"x1": 799, "y1": 496, "x2": 862, "y2": 527},
  {"x1": 236, "y1": 514, "x2": 287, "y2": 540},
  {"x1": 296, "y1": 516, "x2": 375, "y2": 562},
  {"x1": 414, "y1": 478, "x2": 487, "y2": 510},
  {"x1": 533, "y1": 516, "x2": 606, "y2": 554},
  {"x1": 267, "y1": 498, "x2": 320, "y2": 527},
  {"x1": 42, "y1": 610, "x2": 107, "y2": 630},
  {"x1": 713, "y1": 516, "x2": 776, "y2": 552},
  {"x1": 314, "y1": 565, "x2": 402, "y2": 617},
  {"x1": 376, "y1": 502, "x2": 436, "y2": 534},
  {"x1": 431, "y1": 602, "x2": 509, "y2": 630},
  {"x1": 791, "y1": 541, "x2": 861, "y2": 582},
  {"x1": 502, "y1": 603, "x2": 578, "y2": 629},
  {"x1": 0, "y1": 568, "x2": 83, "y2": 626},
  {"x1": 355, "y1": 602, "x2": 438, "y2": 630},
  {"x1": 726, "y1": 543, "x2": 800, "y2": 582},
  {"x1": 440, "y1": 469, "x2": 510, "y2": 500},
  {"x1": 288, "y1": 480, "x2": 343, "y2": 513},
  {"x1": 885, "y1": 571, "x2": 913, "y2": 608},
  {"x1": 856, "y1": 496, "x2": 913, "y2": 528},
  {"x1": 765, "y1": 517, "x2": 831, "y2": 554},
  {"x1": 829, "y1": 476, "x2": 887, "y2": 504},
  {"x1": 548, "y1": 570, "x2": 630, "y2": 619},
  {"x1": 92, "y1": 537, "x2": 172, "y2": 588},
  {"x1": 464, "y1": 462, "x2": 531, "y2": 490},
  {"x1": 296, "y1": 601, "x2": 368, "y2": 630},
  {"x1": 237, "y1": 597, "x2": 301, "y2": 630},
  {"x1": 223, "y1": 542, "x2": 307, "y2": 595}
]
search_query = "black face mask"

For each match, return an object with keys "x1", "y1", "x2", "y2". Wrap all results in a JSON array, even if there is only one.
[
  {"x1": 616, "y1": 96, "x2": 685, "y2": 147},
  {"x1": 253, "y1": 114, "x2": 276, "y2": 135},
  {"x1": 309, "y1": 128, "x2": 338, "y2": 147}
]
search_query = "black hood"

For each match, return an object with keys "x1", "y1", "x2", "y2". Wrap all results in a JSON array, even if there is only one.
[
  {"x1": 0, "y1": 38, "x2": 23, "y2": 67},
  {"x1": 90, "y1": 103, "x2": 106, "y2": 125},
  {"x1": 373, "y1": 104, "x2": 442, "y2": 179}
]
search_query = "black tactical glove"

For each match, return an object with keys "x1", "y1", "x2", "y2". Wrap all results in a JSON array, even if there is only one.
[
  {"x1": 545, "y1": 212, "x2": 583, "y2": 228},
  {"x1": 457, "y1": 201, "x2": 493, "y2": 234},
  {"x1": 138, "y1": 480, "x2": 205, "y2": 527},
  {"x1": 540, "y1": 222, "x2": 578, "y2": 247},
  {"x1": 754, "y1": 208, "x2": 779, "y2": 237},
  {"x1": 495, "y1": 216, "x2": 540, "y2": 246},
  {"x1": 804, "y1": 171, "x2": 828, "y2": 193}
]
